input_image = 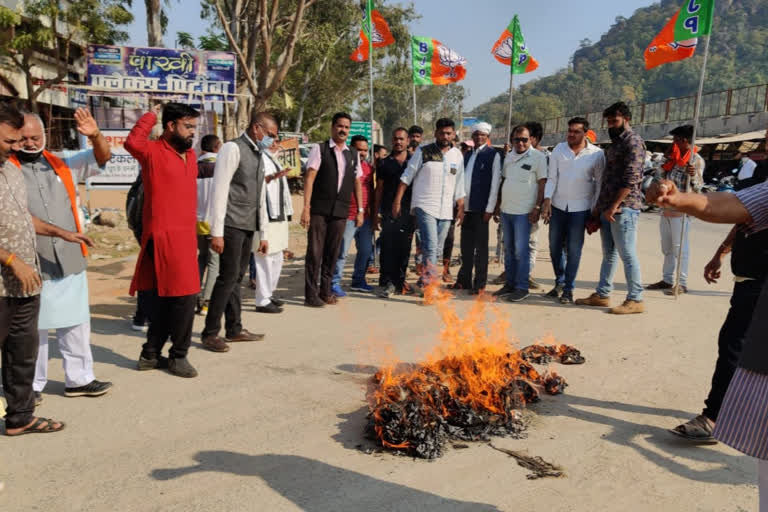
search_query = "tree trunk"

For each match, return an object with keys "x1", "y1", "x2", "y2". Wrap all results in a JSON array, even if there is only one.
[
  {"x1": 146, "y1": 0, "x2": 163, "y2": 47},
  {"x1": 294, "y1": 74, "x2": 312, "y2": 133}
]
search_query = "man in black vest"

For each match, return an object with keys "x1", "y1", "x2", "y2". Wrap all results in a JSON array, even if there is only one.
[
  {"x1": 454, "y1": 122, "x2": 501, "y2": 294},
  {"x1": 301, "y1": 112, "x2": 363, "y2": 307},
  {"x1": 201, "y1": 111, "x2": 276, "y2": 352}
]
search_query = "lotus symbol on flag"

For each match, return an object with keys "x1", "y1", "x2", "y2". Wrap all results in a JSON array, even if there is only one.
[
  {"x1": 437, "y1": 44, "x2": 466, "y2": 77},
  {"x1": 493, "y1": 37, "x2": 514, "y2": 61}
]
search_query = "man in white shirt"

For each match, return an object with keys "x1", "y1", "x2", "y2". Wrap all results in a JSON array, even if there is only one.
[
  {"x1": 525, "y1": 121, "x2": 548, "y2": 290},
  {"x1": 494, "y1": 125, "x2": 548, "y2": 303},
  {"x1": 454, "y1": 122, "x2": 501, "y2": 294},
  {"x1": 541, "y1": 117, "x2": 605, "y2": 304},
  {"x1": 196, "y1": 134, "x2": 220, "y2": 314},
  {"x1": 733, "y1": 152, "x2": 758, "y2": 191},
  {"x1": 393, "y1": 118, "x2": 465, "y2": 293},
  {"x1": 201, "y1": 111, "x2": 273, "y2": 352}
]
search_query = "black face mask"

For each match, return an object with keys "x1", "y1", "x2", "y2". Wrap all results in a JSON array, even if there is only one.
[
  {"x1": 608, "y1": 125, "x2": 625, "y2": 141},
  {"x1": 16, "y1": 149, "x2": 43, "y2": 163},
  {"x1": 169, "y1": 133, "x2": 193, "y2": 152}
]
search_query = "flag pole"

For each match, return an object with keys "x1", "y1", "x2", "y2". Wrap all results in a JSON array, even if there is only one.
[
  {"x1": 674, "y1": 33, "x2": 711, "y2": 299},
  {"x1": 367, "y1": 0, "x2": 374, "y2": 144},
  {"x1": 411, "y1": 42, "x2": 417, "y2": 125},
  {"x1": 505, "y1": 22, "x2": 516, "y2": 144}
]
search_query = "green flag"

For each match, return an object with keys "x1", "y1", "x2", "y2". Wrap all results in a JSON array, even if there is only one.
[
  {"x1": 363, "y1": 0, "x2": 373, "y2": 39},
  {"x1": 673, "y1": 0, "x2": 714, "y2": 40},
  {"x1": 491, "y1": 15, "x2": 539, "y2": 75}
]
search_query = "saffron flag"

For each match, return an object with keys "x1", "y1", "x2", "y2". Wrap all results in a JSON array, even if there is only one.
[
  {"x1": 644, "y1": 0, "x2": 715, "y2": 70},
  {"x1": 349, "y1": 3, "x2": 395, "y2": 62},
  {"x1": 491, "y1": 15, "x2": 539, "y2": 75},
  {"x1": 411, "y1": 36, "x2": 467, "y2": 86}
]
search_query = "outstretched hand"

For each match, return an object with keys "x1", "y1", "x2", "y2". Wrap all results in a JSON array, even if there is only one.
[{"x1": 646, "y1": 179, "x2": 678, "y2": 208}]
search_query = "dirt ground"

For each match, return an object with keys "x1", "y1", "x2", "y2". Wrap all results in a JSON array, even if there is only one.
[{"x1": 0, "y1": 189, "x2": 755, "y2": 511}]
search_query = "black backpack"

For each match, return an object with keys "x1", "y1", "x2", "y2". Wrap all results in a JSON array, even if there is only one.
[{"x1": 126, "y1": 173, "x2": 144, "y2": 243}]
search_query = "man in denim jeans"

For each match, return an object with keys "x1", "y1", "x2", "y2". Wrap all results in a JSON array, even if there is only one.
[
  {"x1": 393, "y1": 118, "x2": 465, "y2": 294},
  {"x1": 332, "y1": 135, "x2": 375, "y2": 295},
  {"x1": 576, "y1": 102, "x2": 646, "y2": 314}
]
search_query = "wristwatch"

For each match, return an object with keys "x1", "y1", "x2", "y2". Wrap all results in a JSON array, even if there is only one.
[{"x1": 358, "y1": 207, "x2": 365, "y2": 213}]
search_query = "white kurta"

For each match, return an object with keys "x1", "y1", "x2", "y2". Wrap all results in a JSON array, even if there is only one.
[{"x1": 38, "y1": 270, "x2": 90, "y2": 329}]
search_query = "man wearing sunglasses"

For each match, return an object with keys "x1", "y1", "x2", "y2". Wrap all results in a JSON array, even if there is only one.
[
  {"x1": 494, "y1": 125, "x2": 548, "y2": 302},
  {"x1": 201, "y1": 111, "x2": 276, "y2": 352}
]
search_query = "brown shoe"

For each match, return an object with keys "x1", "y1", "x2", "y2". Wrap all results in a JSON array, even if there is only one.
[
  {"x1": 202, "y1": 335, "x2": 230, "y2": 352},
  {"x1": 664, "y1": 285, "x2": 688, "y2": 296},
  {"x1": 610, "y1": 300, "x2": 645, "y2": 315},
  {"x1": 226, "y1": 329, "x2": 265, "y2": 342},
  {"x1": 575, "y1": 293, "x2": 610, "y2": 307},
  {"x1": 320, "y1": 295, "x2": 338, "y2": 305},
  {"x1": 646, "y1": 280, "x2": 673, "y2": 290}
]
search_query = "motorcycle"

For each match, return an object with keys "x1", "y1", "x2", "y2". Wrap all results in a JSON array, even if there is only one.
[{"x1": 702, "y1": 175, "x2": 736, "y2": 194}]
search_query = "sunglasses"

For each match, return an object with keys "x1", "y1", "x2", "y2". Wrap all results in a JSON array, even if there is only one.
[{"x1": 512, "y1": 137, "x2": 529, "y2": 143}]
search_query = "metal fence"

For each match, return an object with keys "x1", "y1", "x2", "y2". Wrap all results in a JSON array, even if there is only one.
[{"x1": 542, "y1": 83, "x2": 768, "y2": 135}]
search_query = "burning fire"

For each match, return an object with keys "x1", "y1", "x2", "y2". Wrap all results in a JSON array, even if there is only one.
[{"x1": 366, "y1": 283, "x2": 584, "y2": 459}]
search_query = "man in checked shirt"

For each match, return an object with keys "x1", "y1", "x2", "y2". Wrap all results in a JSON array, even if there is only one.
[{"x1": 576, "y1": 102, "x2": 646, "y2": 314}]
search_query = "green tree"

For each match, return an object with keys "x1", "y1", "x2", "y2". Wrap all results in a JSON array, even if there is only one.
[{"x1": 0, "y1": 0, "x2": 133, "y2": 112}]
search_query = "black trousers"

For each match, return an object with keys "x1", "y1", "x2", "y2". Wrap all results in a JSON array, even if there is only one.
[
  {"x1": 305, "y1": 214, "x2": 346, "y2": 300},
  {"x1": 456, "y1": 212, "x2": 490, "y2": 290},
  {"x1": 197, "y1": 234, "x2": 211, "y2": 286},
  {"x1": 379, "y1": 214, "x2": 415, "y2": 289},
  {"x1": 133, "y1": 289, "x2": 158, "y2": 326},
  {"x1": 0, "y1": 296, "x2": 40, "y2": 428},
  {"x1": 142, "y1": 294, "x2": 196, "y2": 359},
  {"x1": 703, "y1": 279, "x2": 764, "y2": 421},
  {"x1": 203, "y1": 226, "x2": 253, "y2": 339}
]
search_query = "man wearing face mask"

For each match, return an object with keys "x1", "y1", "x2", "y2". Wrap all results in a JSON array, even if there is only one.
[
  {"x1": 201, "y1": 111, "x2": 275, "y2": 351},
  {"x1": 125, "y1": 102, "x2": 201, "y2": 378},
  {"x1": 11, "y1": 108, "x2": 113, "y2": 402},
  {"x1": 733, "y1": 151, "x2": 759, "y2": 191},
  {"x1": 576, "y1": 101, "x2": 646, "y2": 315}
]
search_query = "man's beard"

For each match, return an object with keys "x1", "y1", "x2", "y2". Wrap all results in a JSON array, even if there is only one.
[
  {"x1": 608, "y1": 125, "x2": 626, "y2": 141},
  {"x1": 169, "y1": 133, "x2": 193, "y2": 152},
  {"x1": 437, "y1": 139, "x2": 451, "y2": 148},
  {"x1": 17, "y1": 148, "x2": 43, "y2": 163}
]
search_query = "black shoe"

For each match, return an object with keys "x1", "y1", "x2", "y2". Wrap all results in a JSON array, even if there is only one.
[
  {"x1": 559, "y1": 291, "x2": 574, "y2": 304},
  {"x1": 256, "y1": 302, "x2": 283, "y2": 314},
  {"x1": 137, "y1": 354, "x2": 169, "y2": 371},
  {"x1": 34, "y1": 391, "x2": 43, "y2": 406},
  {"x1": 65, "y1": 380, "x2": 113, "y2": 397},
  {"x1": 377, "y1": 283, "x2": 396, "y2": 299},
  {"x1": 546, "y1": 285, "x2": 564, "y2": 298},
  {"x1": 304, "y1": 297, "x2": 326, "y2": 308},
  {"x1": 270, "y1": 296, "x2": 285, "y2": 307},
  {"x1": 168, "y1": 357, "x2": 198, "y2": 378},
  {"x1": 505, "y1": 289, "x2": 530, "y2": 302},
  {"x1": 493, "y1": 284, "x2": 516, "y2": 297}
]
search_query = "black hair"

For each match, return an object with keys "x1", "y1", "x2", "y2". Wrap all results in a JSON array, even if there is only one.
[
  {"x1": 200, "y1": 134, "x2": 220, "y2": 153},
  {"x1": 393, "y1": 127, "x2": 408, "y2": 137},
  {"x1": 161, "y1": 102, "x2": 200, "y2": 130},
  {"x1": 250, "y1": 111, "x2": 278, "y2": 130},
  {"x1": 603, "y1": 101, "x2": 632, "y2": 120},
  {"x1": 525, "y1": 121, "x2": 543, "y2": 141},
  {"x1": 332, "y1": 112, "x2": 352, "y2": 126},
  {"x1": 568, "y1": 117, "x2": 590, "y2": 132},
  {"x1": 350, "y1": 134, "x2": 368, "y2": 145},
  {"x1": 374, "y1": 144, "x2": 386, "y2": 154},
  {"x1": 435, "y1": 118, "x2": 455, "y2": 130},
  {"x1": 669, "y1": 124, "x2": 694, "y2": 142},
  {"x1": 0, "y1": 101, "x2": 24, "y2": 129},
  {"x1": 408, "y1": 125, "x2": 424, "y2": 136},
  {"x1": 510, "y1": 124, "x2": 530, "y2": 139}
]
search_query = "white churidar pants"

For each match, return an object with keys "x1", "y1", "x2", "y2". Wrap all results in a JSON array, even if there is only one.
[
  {"x1": 660, "y1": 215, "x2": 690, "y2": 287},
  {"x1": 34, "y1": 321, "x2": 95, "y2": 391},
  {"x1": 254, "y1": 251, "x2": 284, "y2": 307}
]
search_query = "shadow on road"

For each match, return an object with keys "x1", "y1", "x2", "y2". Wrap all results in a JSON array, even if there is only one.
[{"x1": 151, "y1": 452, "x2": 501, "y2": 511}]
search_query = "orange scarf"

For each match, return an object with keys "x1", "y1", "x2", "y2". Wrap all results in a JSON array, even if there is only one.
[
  {"x1": 662, "y1": 144, "x2": 697, "y2": 172},
  {"x1": 10, "y1": 151, "x2": 88, "y2": 257}
]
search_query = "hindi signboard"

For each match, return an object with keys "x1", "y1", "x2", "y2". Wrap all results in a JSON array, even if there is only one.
[
  {"x1": 84, "y1": 129, "x2": 140, "y2": 189},
  {"x1": 275, "y1": 138, "x2": 302, "y2": 178},
  {"x1": 349, "y1": 121, "x2": 372, "y2": 141},
  {"x1": 87, "y1": 45, "x2": 237, "y2": 102}
]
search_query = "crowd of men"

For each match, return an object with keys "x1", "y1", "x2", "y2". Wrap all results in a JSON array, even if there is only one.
[{"x1": 1, "y1": 96, "x2": 766, "y2": 445}]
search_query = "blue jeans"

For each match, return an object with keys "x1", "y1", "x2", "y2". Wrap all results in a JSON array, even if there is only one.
[
  {"x1": 413, "y1": 207, "x2": 451, "y2": 285},
  {"x1": 501, "y1": 213, "x2": 531, "y2": 291},
  {"x1": 332, "y1": 219, "x2": 374, "y2": 287},
  {"x1": 597, "y1": 209, "x2": 644, "y2": 301},
  {"x1": 549, "y1": 207, "x2": 590, "y2": 293}
]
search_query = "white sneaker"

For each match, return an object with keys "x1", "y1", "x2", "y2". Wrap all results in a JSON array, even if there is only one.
[{"x1": 131, "y1": 321, "x2": 148, "y2": 332}]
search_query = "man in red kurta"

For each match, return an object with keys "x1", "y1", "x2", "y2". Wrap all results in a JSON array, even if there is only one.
[{"x1": 125, "y1": 103, "x2": 201, "y2": 378}]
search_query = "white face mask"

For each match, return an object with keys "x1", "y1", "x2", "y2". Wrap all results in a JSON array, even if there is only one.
[{"x1": 17, "y1": 132, "x2": 46, "y2": 163}]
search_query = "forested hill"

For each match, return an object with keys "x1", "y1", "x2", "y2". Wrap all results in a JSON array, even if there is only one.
[{"x1": 471, "y1": 0, "x2": 768, "y2": 127}]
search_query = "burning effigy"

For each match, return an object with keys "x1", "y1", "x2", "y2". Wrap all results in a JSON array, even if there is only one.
[{"x1": 365, "y1": 287, "x2": 585, "y2": 459}]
